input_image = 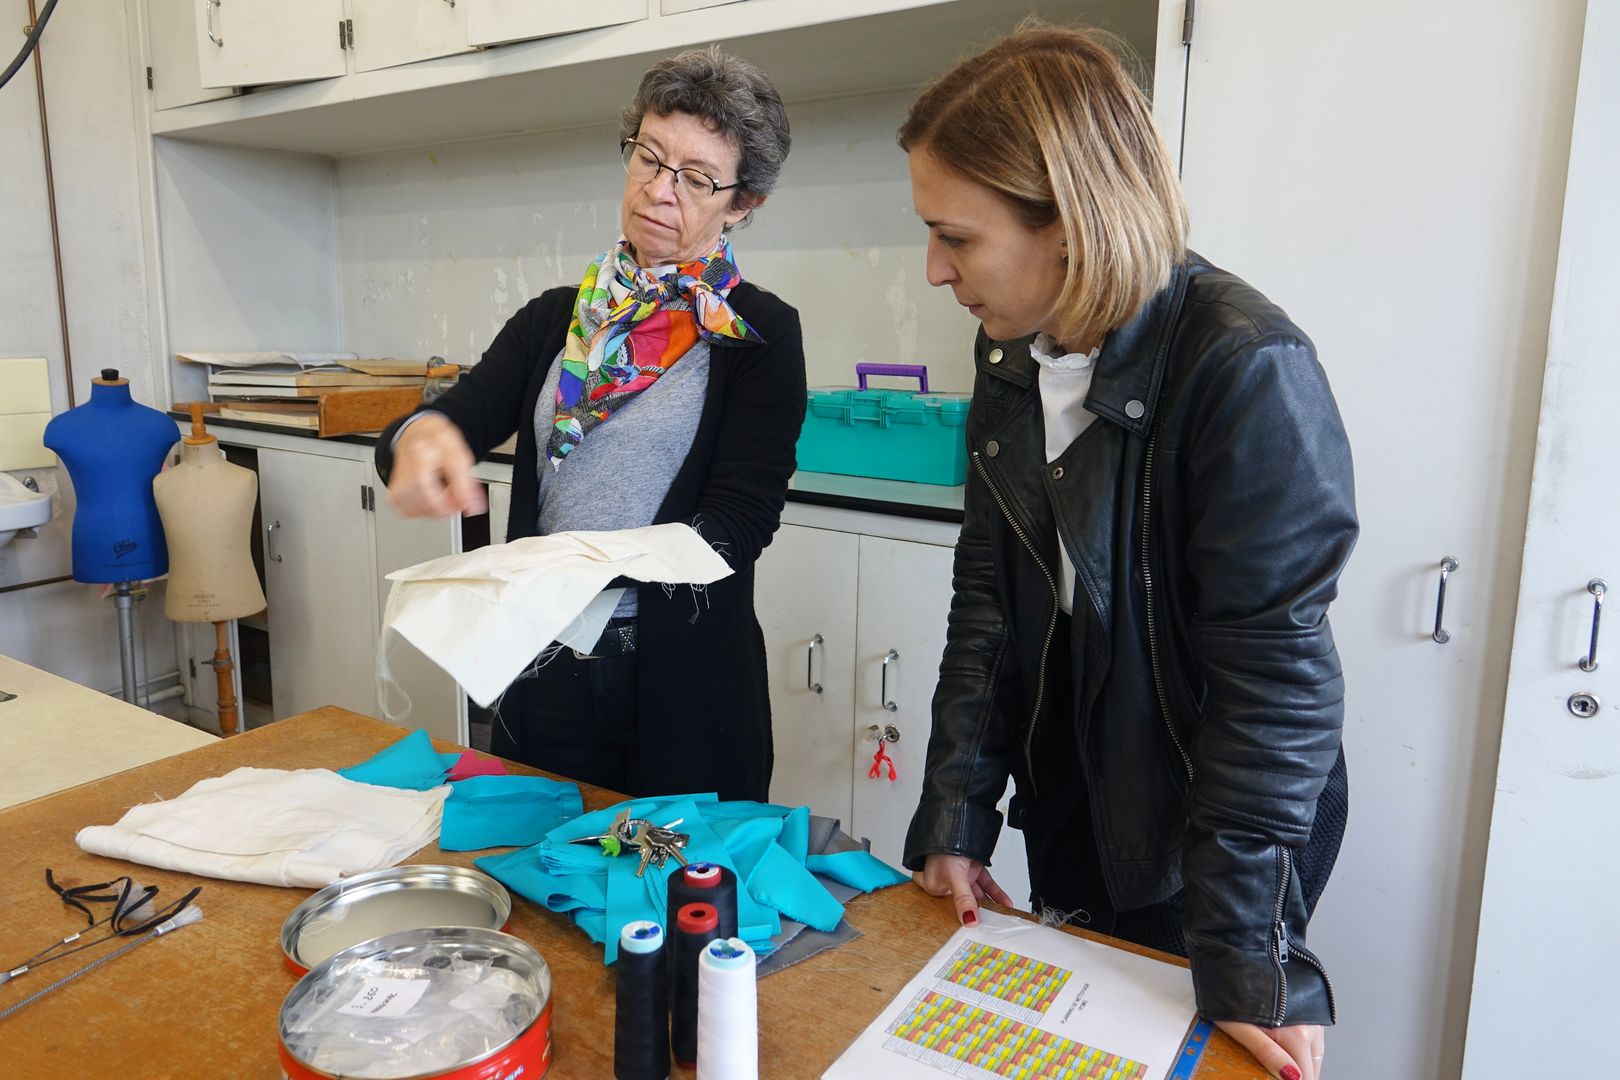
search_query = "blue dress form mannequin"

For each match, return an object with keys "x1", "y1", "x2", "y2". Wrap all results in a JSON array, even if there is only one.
[{"x1": 43, "y1": 369, "x2": 178, "y2": 583}]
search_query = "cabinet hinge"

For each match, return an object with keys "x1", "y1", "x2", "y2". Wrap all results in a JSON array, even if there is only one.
[
  {"x1": 338, "y1": 18, "x2": 353, "y2": 50},
  {"x1": 361, "y1": 484, "x2": 371, "y2": 511},
  {"x1": 188, "y1": 657, "x2": 197, "y2": 679},
  {"x1": 146, "y1": 66, "x2": 153, "y2": 91},
  {"x1": 1182, "y1": 0, "x2": 1196, "y2": 46}
]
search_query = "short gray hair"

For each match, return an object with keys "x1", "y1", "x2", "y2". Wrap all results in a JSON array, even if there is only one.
[{"x1": 620, "y1": 45, "x2": 790, "y2": 229}]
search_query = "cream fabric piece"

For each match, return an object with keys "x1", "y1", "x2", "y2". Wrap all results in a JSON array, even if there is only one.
[
  {"x1": 379, "y1": 523, "x2": 732, "y2": 707},
  {"x1": 75, "y1": 767, "x2": 448, "y2": 889}
]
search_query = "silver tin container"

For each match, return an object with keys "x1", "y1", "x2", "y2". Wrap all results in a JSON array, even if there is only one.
[{"x1": 281, "y1": 864, "x2": 512, "y2": 974}]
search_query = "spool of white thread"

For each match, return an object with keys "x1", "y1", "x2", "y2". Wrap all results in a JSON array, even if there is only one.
[{"x1": 695, "y1": 936, "x2": 757, "y2": 1080}]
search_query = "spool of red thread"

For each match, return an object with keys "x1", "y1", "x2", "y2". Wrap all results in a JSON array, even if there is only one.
[{"x1": 672, "y1": 902, "x2": 721, "y2": 1069}]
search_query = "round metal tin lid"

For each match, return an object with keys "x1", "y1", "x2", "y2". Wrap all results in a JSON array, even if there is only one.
[{"x1": 281, "y1": 865, "x2": 512, "y2": 971}]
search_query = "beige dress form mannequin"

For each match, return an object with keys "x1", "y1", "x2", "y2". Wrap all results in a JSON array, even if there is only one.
[{"x1": 153, "y1": 407, "x2": 266, "y2": 735}]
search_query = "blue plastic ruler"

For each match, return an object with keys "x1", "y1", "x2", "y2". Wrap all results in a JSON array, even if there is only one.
[{"x1": 1168, "y1": 1018, "x2": 1216, "y2": 1079}]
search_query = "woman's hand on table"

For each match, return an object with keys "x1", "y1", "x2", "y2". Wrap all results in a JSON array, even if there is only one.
[
  {"x1": 387, "y1": 413, "x2": 487, "y2": 518},
  {"x1": 913, "y1": 853, "x2": 1015, "y2": 926},
  {"x1": 1216, "y1": 1020, "x2": 1324, "y2": 1080}
]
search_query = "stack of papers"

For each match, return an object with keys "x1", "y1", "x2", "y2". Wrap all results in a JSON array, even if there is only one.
[{"x1": 177, "y1": 352, "x2": 455, "y2": 430}]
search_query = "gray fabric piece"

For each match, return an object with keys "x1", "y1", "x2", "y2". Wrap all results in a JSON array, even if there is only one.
[
  {"x1": 757, "y1": 919, "x2": 864, "y2": 978},
  {"x1": 533, "y1": 338, "x2": 711, "y2": 618}
]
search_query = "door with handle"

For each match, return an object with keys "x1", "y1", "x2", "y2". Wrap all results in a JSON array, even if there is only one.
[
  {"x1": 194, "y1": 0, "x2": 348, "y2": 90},
  {"x1": 1463, "y1": 5, "x2": 1620, "y2": 1072},
  {"x1": 755, "y1": 524, "x2": 859, "y2": 826},
  {"x1": 257, "y1": 449, "x2": 376, "y2": 720}
]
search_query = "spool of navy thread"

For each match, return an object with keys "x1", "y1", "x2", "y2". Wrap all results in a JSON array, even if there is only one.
[
  {"x1": 666, "y1": 863, "x2": 739, "y2": 941},
  {"x1": 615, "y1": 920, "x2": 670, "y2": 1080},
  {"x1": 672, "y1": 902, "x2": 721, "y2": 1069}
]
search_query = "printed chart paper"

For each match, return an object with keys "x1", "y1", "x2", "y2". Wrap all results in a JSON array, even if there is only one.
[{"x1": 825, "y1": 911, "x2": 1198, "y2": 1080}]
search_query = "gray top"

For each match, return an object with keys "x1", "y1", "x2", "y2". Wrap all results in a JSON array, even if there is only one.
[{"x1": 534, "y1": 341, "x2": 711, "y2": 617}]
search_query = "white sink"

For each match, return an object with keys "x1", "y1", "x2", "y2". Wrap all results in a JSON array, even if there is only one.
[{"x1": 0, "y1": 473, "x2": 50, "y2": 547}]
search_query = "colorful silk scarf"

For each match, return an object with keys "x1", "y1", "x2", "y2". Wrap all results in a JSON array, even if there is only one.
[{"x1": 547, "y1": 237, "x2": 761, "y2": 467}]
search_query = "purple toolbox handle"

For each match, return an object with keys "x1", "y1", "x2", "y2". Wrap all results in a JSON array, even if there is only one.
[{"x1": 856, "y1": 363, "x2": 929, "y2": 393}]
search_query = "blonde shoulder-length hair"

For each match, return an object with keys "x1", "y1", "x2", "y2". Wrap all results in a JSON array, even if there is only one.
[{"x1": 899, "y1": 24, "x2": 1189, "y2": 348}]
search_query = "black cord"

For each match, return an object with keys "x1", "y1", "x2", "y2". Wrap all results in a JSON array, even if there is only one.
[{"x1": 0, "y1": 0, "x2": 62, "y2": 93}]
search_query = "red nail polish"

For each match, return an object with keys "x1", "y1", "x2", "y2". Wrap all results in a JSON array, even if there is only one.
[
  {"x1": 1280, "y1": 1066, "x2": 1301, "y2": 1080},
  {"x1": 963, "y1": 910, "x2": 978, "y2": 926}
]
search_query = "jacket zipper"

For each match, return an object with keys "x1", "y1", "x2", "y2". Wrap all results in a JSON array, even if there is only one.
[
  {"x1": 972, "y1": 450, "x2": 1058, "y2": 800},
  {"x1": 1271, "y1": 847, "x2": 1291, "y2": 1025},
  {"x1": 1279, "y1": 844, "x2": 1338, "y2": 1023},
  {"x1": 1140, "y1": 409, "x2": 1195, "y2": 785}
]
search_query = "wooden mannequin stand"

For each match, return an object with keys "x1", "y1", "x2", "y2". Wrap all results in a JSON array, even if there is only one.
[{"x1": 153, "y1": 405, "x2": 267, "y2": 736}]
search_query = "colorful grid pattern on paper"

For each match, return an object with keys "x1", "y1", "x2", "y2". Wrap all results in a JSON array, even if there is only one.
[
  {"x1": 883, "y1": 990, "x2": 1149, "y2": 1080},
  {"x1": 934, "y1": 941, "x2": 1071, "y2": 1024}
]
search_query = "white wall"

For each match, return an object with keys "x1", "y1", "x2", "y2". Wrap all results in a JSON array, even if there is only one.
[
  {"x1": 335, "y1": 91, "x2": 986, "y2": 393},
  {"x1": 0, "y1": 0, "x2": 177, "y2": 694}
]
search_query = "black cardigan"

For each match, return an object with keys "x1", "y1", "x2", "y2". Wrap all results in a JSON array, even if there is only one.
[{"x1": 375, "y1": 282, "x2": 807, "y2": 801}]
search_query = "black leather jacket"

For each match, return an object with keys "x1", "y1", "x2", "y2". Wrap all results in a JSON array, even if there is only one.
[{"x1": 902, "y1": 253, "x2": 1357, "y2": 1027}]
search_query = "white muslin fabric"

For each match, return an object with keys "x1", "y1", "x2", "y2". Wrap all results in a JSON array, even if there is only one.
[
  {"x1": 75, "y1": 767, "x2": 448, "y2": 888},
  {"x1": 378, "y1": 523, "x2": 733, "y2": 708}
]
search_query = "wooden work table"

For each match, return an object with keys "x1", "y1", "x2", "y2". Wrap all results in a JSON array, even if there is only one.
[{"x1": 0, "y1": 709, "x2": 1264, "y2": 1078}]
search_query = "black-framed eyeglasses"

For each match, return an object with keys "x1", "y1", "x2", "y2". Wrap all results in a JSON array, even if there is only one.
[{"x1": 620, "y1": 139, "x2": 742, "y2": 201}]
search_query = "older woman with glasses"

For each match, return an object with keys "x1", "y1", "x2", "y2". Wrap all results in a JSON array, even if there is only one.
[{"x1": 376, "y1": 46, "x2": 804, "y2": 803}]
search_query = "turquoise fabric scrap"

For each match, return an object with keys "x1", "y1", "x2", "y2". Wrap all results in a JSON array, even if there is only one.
[
  {"x1": 806, "y1": 850, "x2": 912, "y2": 892},
  {"x1": 338, "y1": 728, "x2": 458, "y2": 791},
  {"x1": 476, "y1": 795, "x2": 907, "y2": 965},
  {"x1": 440, "y1": 774, "x2": 584, "y2": 852}
]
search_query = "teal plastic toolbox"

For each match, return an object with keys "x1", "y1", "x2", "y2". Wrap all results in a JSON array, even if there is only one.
[{"x1": 796, "y1": 363, "x2": 970, "y2": 486}]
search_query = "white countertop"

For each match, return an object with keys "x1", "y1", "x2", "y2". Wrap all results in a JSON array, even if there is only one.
[{"x1": 0, "y1": 654, "x2": 217, "y2": 810}]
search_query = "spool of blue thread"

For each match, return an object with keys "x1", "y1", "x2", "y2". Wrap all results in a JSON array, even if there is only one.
[{"x1": 615, "y1": 920, "x2": 670, "y2": 1080}]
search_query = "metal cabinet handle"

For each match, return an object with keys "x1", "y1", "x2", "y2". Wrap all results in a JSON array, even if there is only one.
[
  {"x1": 1432, "y1": 556, "x2": 1459, "y2": 644},
  {"x1": 806, "y1": 633, "x2": 824, "y2": 694},
  {"x1": 880, "y1": 649, "x2": 899, "y2": 712},
  {"x1": 266, "y1": 520, "x2": 283, "y2": 562},
  {"x1": 1579, "y1": 579, "x2": 1607, "y2": 672},
  {"x1": 204, "y1": 0, "x2": 223, "y2": 47}
]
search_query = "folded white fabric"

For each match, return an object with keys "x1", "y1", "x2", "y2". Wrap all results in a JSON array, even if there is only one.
[
  {"x1": 75, "y1": 767, "x2": 448, "y2": 888},
  {"x1": 379, "y1": 523, "x2": 733, "y2": 707}
]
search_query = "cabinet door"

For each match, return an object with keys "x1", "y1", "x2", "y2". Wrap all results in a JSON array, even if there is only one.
[
  {"x1": 467, "y1": 0, "x2": 648, "y2": 48},
  {"x1": 347, "y1": 0, "x2": 476, "y2": 74},
  {"x1": 258, "y1": 449, "x2": 377, "y2": 719},
  {"x1": 848, "y1": 535, "x2": 1034, "y2": 906},
  {"x1": 146, "y1": 0, "x2": 240, "y2": 110},
  {"x1": 370, "y1": 482, "x2": 462, "y2": 744},
  {"x1": 756, "y1": 524, "x2": 859, "y2": 827},
  {"x1": 1179, "y1": 3, "x2": 1587, "y2": 1074},
  {"x1": 850, "y1": 539, "x2": 945, "y2": 857},
  {"x1": 195, "y1": 0, "x2": 348, "y2": 90}
]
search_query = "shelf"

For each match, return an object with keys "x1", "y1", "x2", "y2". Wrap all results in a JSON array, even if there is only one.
[{"x1": 150, "y1": 0, "x2": 1104, "y2": 157}]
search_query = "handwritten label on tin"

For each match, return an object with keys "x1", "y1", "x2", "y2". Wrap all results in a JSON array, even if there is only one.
[{"x1": 337, "y1": 977, "x2": 430, "y2": 1018}]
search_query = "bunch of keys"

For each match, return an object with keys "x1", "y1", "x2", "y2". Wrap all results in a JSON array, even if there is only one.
[{"x1": 570, "y1": 808, "x2": 691, "y2": 878}]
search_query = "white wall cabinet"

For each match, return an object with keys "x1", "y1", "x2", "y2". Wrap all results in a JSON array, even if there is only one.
[
  {"x1": 254, "y1": 445, "x2": 461, "y2": 742},
  {"x1": 145, "y1": 0, "x2": 240, "y2": 110},
  {"x1": 467, "y1": 0, "x2": 649, "y2": 48},
  {"x1": 145, "y1": 0, "x2": 347, "y2": 109},
  {"x1": 758, "y1": 521, "x2": 1030, "y2": 907},
  {"x1": 347, "y1": 0, "x2": 478, "y2": 74},
  {"x1": 196, "y1": 0, "x2": 348, "y2": 90}
]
